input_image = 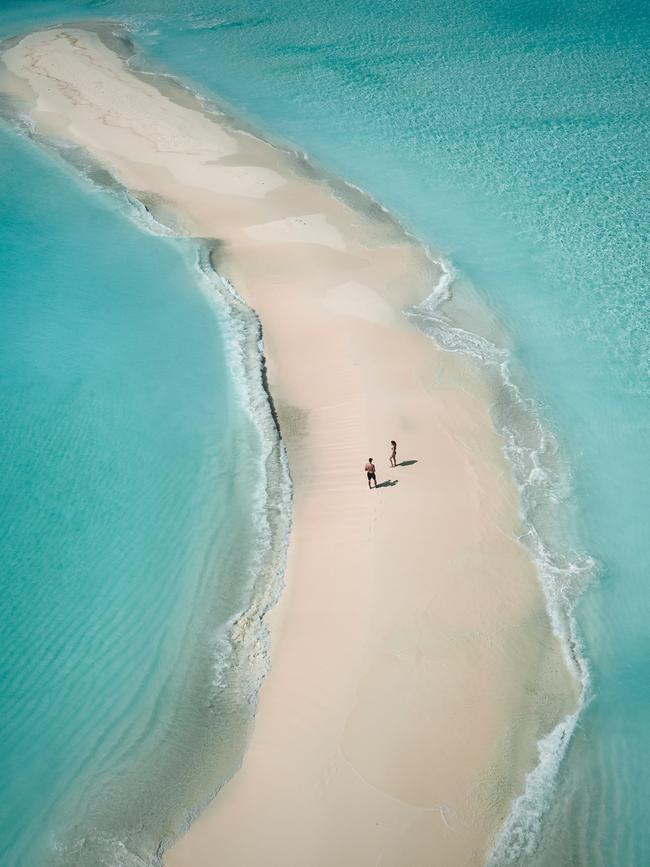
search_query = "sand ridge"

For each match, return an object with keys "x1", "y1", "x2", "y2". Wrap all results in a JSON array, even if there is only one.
[{"x1": 0, "y1": 27, "x2": 577, "y2": 867}]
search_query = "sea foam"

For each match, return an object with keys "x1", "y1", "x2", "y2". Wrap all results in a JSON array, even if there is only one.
[{"x1": 407, "y1": 269, "x2": 594, "y2": 864}]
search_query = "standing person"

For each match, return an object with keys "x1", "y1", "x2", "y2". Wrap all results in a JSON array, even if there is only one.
[
  {"x1": 390, "y1": 440, "x2": 397, "y2": 468},
  {"x1": 365, "y1": 458, "x2": 377, "y2": 489}
]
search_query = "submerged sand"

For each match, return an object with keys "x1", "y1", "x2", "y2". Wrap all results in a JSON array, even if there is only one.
[{"x1": 0, "y1": 27, "x2": 577, "y2": 866}]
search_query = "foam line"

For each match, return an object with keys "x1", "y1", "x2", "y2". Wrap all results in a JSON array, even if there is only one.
[{"x1": 407, "y1": 278, "x2": 594, "y2": 864}]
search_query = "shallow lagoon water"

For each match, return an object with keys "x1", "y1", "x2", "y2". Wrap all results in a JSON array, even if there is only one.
[{"x1": 0, "y1": 126, "x2": 286, "y2": 866}]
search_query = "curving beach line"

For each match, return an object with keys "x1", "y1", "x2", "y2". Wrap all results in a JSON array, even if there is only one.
[{"x1": 0, "y1": 26, "x2": 578, "y2": 867}]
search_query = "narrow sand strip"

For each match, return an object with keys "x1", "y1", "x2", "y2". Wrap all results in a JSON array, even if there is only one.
[{"x1": 0, "y1": 28, "x2": 577, "y2": 866}]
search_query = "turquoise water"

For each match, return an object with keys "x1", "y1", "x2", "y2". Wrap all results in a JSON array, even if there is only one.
[
  {"x1": 1, "y1": 1, "x2": 649, "y2": 865},
  {"x1": 0, "y1": 126, "x2": 286, "y2": 866}
]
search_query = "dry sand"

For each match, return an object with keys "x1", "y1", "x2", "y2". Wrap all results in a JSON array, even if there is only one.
[{"x1": 0, "y1": 27, "x2": 577, "y2": 867}]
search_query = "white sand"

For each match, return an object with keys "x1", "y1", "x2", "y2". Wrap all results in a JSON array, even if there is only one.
[{"x1": 1, "y1": 27, "x2": 577, "y2": 867}]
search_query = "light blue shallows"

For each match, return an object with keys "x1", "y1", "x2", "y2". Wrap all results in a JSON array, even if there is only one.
[{"x1": 0, "y1": 127, "x2": 286, "y2": 867}]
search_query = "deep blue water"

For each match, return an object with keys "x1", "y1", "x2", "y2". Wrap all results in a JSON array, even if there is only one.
[{"x1": 1, "y1": 1, "x2": 648, "y2": 865}]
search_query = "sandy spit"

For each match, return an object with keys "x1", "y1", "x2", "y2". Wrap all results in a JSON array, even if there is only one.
[{"x1": 0, "y1": 27, "x2": 577, "y2": 867}]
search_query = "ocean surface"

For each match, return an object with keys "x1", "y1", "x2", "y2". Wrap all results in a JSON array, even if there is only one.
[
  {"x1": 0, "y1": 121, "x2": 288, "y2": 866},
  {"x1": 1, "y1": 1, "x2": 648, "y2": 866}
]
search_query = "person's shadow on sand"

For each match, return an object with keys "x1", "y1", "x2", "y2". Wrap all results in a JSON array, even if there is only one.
[
  {"x1": 398, "y1": 459, "x2": 418, "y2": 467},
  {"x1": 376, "y1": 479, "x2": 399, "y2": 488}
]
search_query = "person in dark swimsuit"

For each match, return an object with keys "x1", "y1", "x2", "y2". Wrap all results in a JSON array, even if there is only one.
[
  {"x1": 365, "y1": 458, "x2": 377, "y2": 489},
  {"x1": 390, "y1": 440, "x2": 397, "y2": 468}
]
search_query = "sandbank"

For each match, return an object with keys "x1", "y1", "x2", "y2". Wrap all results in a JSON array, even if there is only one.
[{"x1": 0, "y1": 27, "x2": 577, "y2": 867}]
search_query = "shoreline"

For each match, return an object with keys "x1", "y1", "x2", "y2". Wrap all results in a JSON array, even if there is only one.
[
  {"x1": 0, "y1": 26, "x2": 579, "y2": 866},
  {"x1": 408, "y1": 291, "x2": 591, "y2": 865}
]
